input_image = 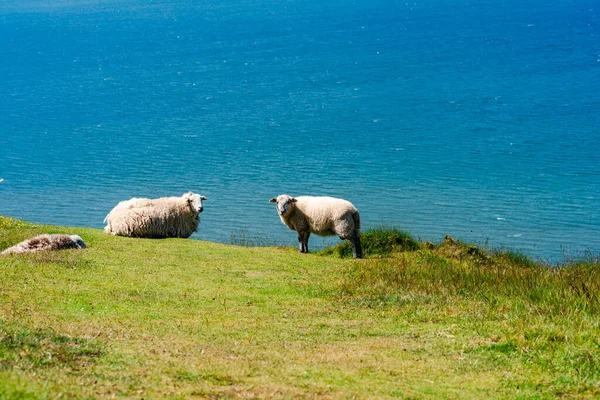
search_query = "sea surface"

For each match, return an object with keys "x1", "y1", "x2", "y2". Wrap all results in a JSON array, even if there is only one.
[{"x1": 1, "y1": 0, "x2": 599, "y2": 260}]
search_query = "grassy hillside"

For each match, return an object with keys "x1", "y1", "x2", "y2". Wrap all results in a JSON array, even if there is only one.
[{"x1": 1, "y1": 217, "x2": 599, "y2": 399}]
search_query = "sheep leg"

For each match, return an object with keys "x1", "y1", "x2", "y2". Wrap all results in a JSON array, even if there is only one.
[
  {"x1": 303, "y1": 232, "x2": 310, "y2": 253},
  {"x1": 297, "y1": 231, "x2": 310, "y2": 253},
  {"x1": 350, "y1": 234, "x2": 363, "y2": 259}
]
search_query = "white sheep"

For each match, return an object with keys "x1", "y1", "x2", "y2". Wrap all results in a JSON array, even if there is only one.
[
  {"x1": 103, "y1": 192, "x2": 207, "y2": 238},
  {"x1": 269, "y1": 194, "x2": 363, "y2": 258},
  {"x1": 1, "y1": 234, "x2": 86, "y2": 255}
]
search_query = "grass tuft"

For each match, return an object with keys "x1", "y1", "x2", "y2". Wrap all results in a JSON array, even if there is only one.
[{"x1": 319, "y1": 227, "x2": 420, "y2": 258}]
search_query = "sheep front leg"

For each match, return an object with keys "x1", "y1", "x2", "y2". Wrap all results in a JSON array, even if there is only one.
[{"x1": 297, "y1": 231, "x2": 310, "y2": 253}]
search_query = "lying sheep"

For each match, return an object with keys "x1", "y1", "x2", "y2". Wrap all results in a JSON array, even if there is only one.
[
  {"x1": 269, "y1": 194, "x2": 363, "y2": 258},
  {"x1": 104, "y1": 192, "x2": 207, "y2": 238},
  {"x1": 1, "y1": 234, "x2": 86, "y2": 255}
]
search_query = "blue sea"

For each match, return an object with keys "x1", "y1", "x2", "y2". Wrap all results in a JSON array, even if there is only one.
[{"x1": 1, "y1": 0, "x2": 599, "y2": 260}]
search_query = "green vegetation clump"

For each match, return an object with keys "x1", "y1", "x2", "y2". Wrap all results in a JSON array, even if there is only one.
[
  {"x1": 0, "y1": 216, "x2": 38, "y2": 231},
  {"x1": 319, "y1": 227, "x2": 420, "y2": 258},
  {"x1": 1, "y1": 218, "x2": 599, "y2": 398}
]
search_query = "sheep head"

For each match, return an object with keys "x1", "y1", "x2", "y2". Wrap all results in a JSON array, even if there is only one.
[
  {"x1": 183, "y1": 192, "x2": 207, "y2": 214},
  {"x1": 69, "y1": 235, "x2": 87, "y2": 249},
  {"x1": 269, "y1": 194, "x2": 297, "y2": 217}
]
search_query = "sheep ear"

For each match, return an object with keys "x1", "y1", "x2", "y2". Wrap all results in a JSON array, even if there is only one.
[
  {"x1": 269, "y1": 198, "x2": 277, "y2": 203},
  {"x1": 290, "y1": 198, "x2": 298, "y2": 202},
  {"x1": 201, "y1": 196, "x2": 207, "y2": 201}
]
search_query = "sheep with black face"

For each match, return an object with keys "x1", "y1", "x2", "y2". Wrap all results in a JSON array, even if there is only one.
[{"x1": 269, "y1": 194, "x2": 362, "y2": 258}]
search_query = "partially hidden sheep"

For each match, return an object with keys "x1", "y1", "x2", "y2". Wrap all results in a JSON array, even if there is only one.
[
  {"x1": 103, "y1": 192, "x2": 206, "y2": 238},
  {"x1": 1, "y1": 234, "x2": 86, "y2": 255},
  {"x1": 269, "y1": 194, "x2": 363, "y2": 258}
]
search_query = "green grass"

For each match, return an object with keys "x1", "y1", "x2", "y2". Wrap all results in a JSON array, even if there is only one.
[
  {"x1": 318, "y1": 227, "x2": 420, "y2": 258},
  {"x1": 1, "y1": 216, "x2": 599, "y2": 399}
]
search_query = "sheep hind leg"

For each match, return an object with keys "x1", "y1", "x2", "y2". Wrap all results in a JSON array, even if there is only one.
[
  {"x1": 297, "y1": 231, "x2": 310, "y2": 253},
  {"x1": 350, "y1": 234, "x2": 363, "y2": 259}
]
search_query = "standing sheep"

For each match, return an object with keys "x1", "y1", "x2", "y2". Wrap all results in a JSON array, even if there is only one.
[
  {"x1": 1, "y1": 234, "x2": 86, "y2": 255},
  {"x1": 269, "y1": 194, "x2": 363, "y2": 258},
  {"x1": 104, "y1": 192, "x2": 207, "y2": 238}
]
